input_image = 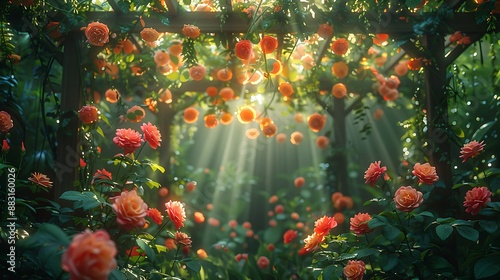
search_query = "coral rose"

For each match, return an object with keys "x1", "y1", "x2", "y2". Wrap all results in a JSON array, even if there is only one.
[
  {"x1": 283, "y1": 229, "x2": 298, "y2": 244},
  {"x1": 235, "y1": 40, "x2": 253, "y2": 60},
  {"x1": 314, "y1": 215, "x2": 337, "y2": 237},
  {"x1": 343, "y1": 260, "x2": 366, "y2": 280},
  {"x1": 175, "y1": 231, "x2": 192, "y2": 247},
  {"x1": 464, "y1": 186, "x2": 492, "y2": 215},
  {"x1": 147, "y1": 208, "x2": 164, "y2": 225},
  {"x1": 140, "y1": 27, "x2": 160, "y2": 42},
  {"x1": 189, "y1": 64, "x2": 206, "y2": 81},
  {"x1": 0, "y1": 111, "x2": 14, "y2": 132},
  {"x1": 84, "y1": 22, "x2": 109, "y2": 47},
  {"x1": 182, "y1": 24, "x2": 201, "y2": 39},
  {"x1": 259, "y1": 36, "x2": 278, "y2": 54},
  {"x1": 91, "y1": 168, "x2": 112, "y2": 185},
  {"x1": 141, "y1": 122, "x2": 162, "y2": 149},
  {"x1": 364, "y1": 161, "x2": 387, "y2": 187},
  {"x1": 316, "y1": 135, "x2": 329, "y2": 149},
  {"x1": 303, "y1": 232, "x2": 324, "y2": 252},
  {"x1": 459, "y1": 140, "x2": 485, "y2": 163},
  {"x1": 112, "y1": 190, "x2": 148, "y2": 229},
  {"x1": 394, "y1": 186, "x2": 424, "y2": 212},
  {"x1": 113, "y1": 128, "x2": 143, "y2": 155},
  {"x1": 350, "y1": 213, "x2": 373, "y2": 236},
  {"x1": 28, "y1": 172, "x2": 53, "y2": 188},
  {"x1": 61, "y1": 229, "x2": 117, "y2": 280},
  {"x1": 412, "y1": 163, "x2": 439, "y2": 185},
  {"x1": 257, "y1": 256, "x2": 270, "y2": 269},
  {"x1": 165, "y1": 200, "x2": 186, "y2": 230}
]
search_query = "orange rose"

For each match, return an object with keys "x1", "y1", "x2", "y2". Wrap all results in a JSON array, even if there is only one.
[
  {"x1": 78, "y1": 105, "x2": 99, "y2": 124},
  {"x1": 394, "y1": 186, "x2": 423, "y2": 212},
  {"x1": 412, "y1": 162, "x2": 439, "y2": 185},
  {"x1": 84, "y1": 22, "x2": 109, "y2": 47},
  {"x1": 303, "y1": 232, "x2": 324, "y2": 252},
  {"x1": 140, "y1": 28, "x2": 160, "y2": 42},
  {"x1": 331, "y1": 38, "x2": 349, "y2": 55},
  {"x1": 112, "y1": 190, "x2": 148, "y2": 229},
  {"x1": 235, "y1": 40, "x2": 253, "y2": 60},
  {"x1": 317, "y1": 23, "x2": 333, "y2": 39},
  {"x1": 189, "y1": 64, "x2": 206, "y2": 81},
  {"x1": 182, "y1": 24, "x2": 201, "y2": 39},
  {"x1": 314, "y1": 215, "x2": 337, "y2": 237},
  {"x1": 0, "y1": 111, "x2": 14, "y2": 132},
  {"x1": 343, "y1": 260, "x2": 366, "y2": 280},
  {"x1": 307, "y1": 113, "x2": 326, "y2": 132},
  {"x1": 259, "y1": 36, "x2": 278, "y2": 54},
  {"x1": 61, "y1": 229, "x2": 117, "y2": 280}
]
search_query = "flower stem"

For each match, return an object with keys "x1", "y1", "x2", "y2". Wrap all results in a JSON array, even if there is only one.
[
  {"x1": 170, "y1": 245, "x2": 182, "y2": 276},
  {"x1": 364, "y1": 234, "x2": 375, "y2": 273}
]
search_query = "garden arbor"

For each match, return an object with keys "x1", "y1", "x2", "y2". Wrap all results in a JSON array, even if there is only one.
[{"x1": 24, "y1": 0, "x2": 497, "y2": 199}]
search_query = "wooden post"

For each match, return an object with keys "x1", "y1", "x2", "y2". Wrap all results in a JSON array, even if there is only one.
[
  {"x1": 332, "y1": 97, "x2": 347, "y2": 194},
  {"x1": 53, "y1": 32, "x2": 82, "y2": 201}
]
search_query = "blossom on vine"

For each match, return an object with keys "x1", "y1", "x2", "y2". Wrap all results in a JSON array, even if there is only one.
[
  {"x1": 412, "y1": 163, "x2": 439, "y2": 185},
  {"x1": 290, "y1": 131, "x2": 303, "y2": 145},
  {"x1": 165, "y1": 200, "x2": 186, "y2": 230},
  {"x1": 464, "y1": 186, "x2": 492, "y2": 215},
  {"x1": 278, "y1": 82, "x2": 294, "y2": 97},
  {"x1": 183, "y1": 107, "x2": 199, "y2": 124},
  {"x1": 332, "y1": 61, "x2": 349, "y2": 78},
  {"x1": 283, "y1": 229, "x2": 298, "y2": 244},
  {"x1": 394, "y1": 186, "x2": 424, "y2": 212},
  {"x1": 235, "y1": 40, "x2": 253, "y2": 60},
  {"x1": 350, "y1": 213, "x2": 373, "y2": 236},
  {"x1": 175, "y1": 231, "x2": 192, "y2": 247},
  {"x1": 105, "y1": 88, "x2": 120, "y2": 103},
  {"x1": 61, "y1": 229, "x2": 117, "y2": 280},
  {"x1": 459, "y1": 140, "x2": 485, "y2": 163},
  {"x1": 316, "y1": 136, "x2": 329, "y2": 149},
  {"x1": 314, "y1": 215, "x2": 337, "y2": 237},
  {"x1": 259, "y1": 36, "x2": 278, "y2": 54},
  {"x1": 140, "y1": 27, "x2": 160, "y2": 42},
  {"x1": 331, "y1": 38, "x2": 349, "y2": 55},
  {"x1": 343, "y1": 260, "x2": 366, "y2": 280},
  {"x1": 317, "y1": 23, "x2": 333, "y2": 39},
  {"x1": 189, "y1": 64, "x2": 206, "y2": 81},
  {"x1": 154, "y1": 50, "x2": 170, "y2": 66},
  {"x1": 28, "y1": 172, "x2": 53, "y2": 188},
  {"x1": 332, "y1": 82, "x2": 347, "y2": 98},
  {"x1": 364, "y1": 161, "x2": 387, "y2": 187},
  {"x1": 237, "y1": 105, "x2": 256, "y2": 124},
  {"x1": 257, "y1": 256, "x2": 270, "y2": 269},
  {"x1": 112, "y1": 190, "x2": 148, "y2": 229},
  {"x1": 182, "y1": 24, "x2": 200, "y2": 39},
  {"x1": 0, "y1": 111, "x2": 14, "y2": 132},
  {"x1": 303, "y1": 232, "x2": 324, "y2": 252},
  {"x1": 140, "y1": 122, "x2": 162, "y2": 149},
  {"x1": 113, "y1": 128, "x2": 143, "y2": 155},
  {"x1": 146, "y1": 208, "x2": 163, "y2": 225},
  {"x1": 84, "y1": 22, "x2": 109, "y2": 47},
  {"x1": 308, "y1": 113, "x2": 326, "y2": 132},
  {"x1": 91, "y1": 168, "x2": 112, "y2": 185}
]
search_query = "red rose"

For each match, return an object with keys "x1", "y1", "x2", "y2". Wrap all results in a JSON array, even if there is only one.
[
  {"x1": 235, "y1": 40, "x2": 253, "y2": 60},
  {"x1": 78, "y1": 105, "x2": 99, "y2": 124},
  {"x1": 283, "y1": 229, "x2": 298, "y2": 244}
]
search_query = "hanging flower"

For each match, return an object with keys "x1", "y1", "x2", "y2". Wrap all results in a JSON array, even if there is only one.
[
  {"x1": 154, "y1": 50, "x2": 170, "y2": 66},
  {"x1": 331, "y1": 83, "x2": 347, "y2": 98},
  {"x1": 111, "y1": 190, "x2": 148, "y2": 229},
  {"x1": 113, "y1": 128, "x2": 143, "y2": 155},
  {"x1": 165, "y1": 200, "x2": 186, "y2": 230},
  {"x1": 235, "y1": 40, "x2": 253, "y2": 60},
  {"x1": 194, "y1": 211, "x2": 205, "y2": 223},
  {"x1": 84, "y1": 22, "x2": 109, "y2": 47},
  {"x1": 294, "y1": 176, "x2": 305, "y2": 188},
  {"x1": 28, "y1": 172, "x2": 53, "y2": 188},
  {"x1": 463, "y1": 186, "x2": 491, "y2": 215},
  {"x1": 182, "y1": 24, "x2": 201, "y2": 39},
  {"x1": 307, "y1": 113, "x2": 326, "y2": 132},
  {"x1": 140, "y1": 122, "x2": 162, "y2": 149},
  {"x1": 331, "y1": 38, "x2": 349, "y2": 55},
  {"x1": 343, "y1": 260, "x2": 366, "y2": 280},
  {"x1": 459, "y1": 140, "x2": 485, "y2": 163},
  {"x1": 259, "y1": 36, "x2": 278, "y2": 54},
  {"x1": 0, "y1": 111, "x2": 14, "y2": 133},
  {"x1": 197, "y1": 249, "x2": 208, "y2": 259},
  {"x1": 350, "y1": 213, "x2": 373, "y2": 236},
  {"x1": 105, "y1": 88, "x2": 120, "y2": 103},
  {"x1": 364, "y1": 161, "x2": 387, "y2": 187},
  {"x1": 394, "y1": 186, "x2": 424, "y2": 212},
  {"x1": 283, "y1": 229, "x2": 298, "y2": 244},
  {"x1": 237, "y1": 105, "x2": 256, "y2": 124},
  {"x1": 316, "y1": 136, "x2": 329, "y2": 149},
  {"x1": 412, "y1": 163, "x2": 439, "y2": 185},
  {"x1": 146, "y1": 208, "x2": 164, "y2": 225},
  {"x1": 126, "y1": 105, "x2": 146, "y2": 123},
  {"x1": 278, "y1": 82, "x2": 294, "y2": 97},
  {"x1": 204, "y1": 114, "x2": 218, "y2": 128},
  {"x1": 183, "y1": 107, "x2": 199, "y2": 124},
  {"x1": 61, "y1": 229, "x2": 117, "y2": 280},
  {"x1": 314, "y1": 215, "x2": 337, "y2": 237},
  {"x1": 189, "y1": 64, "x2": 206, "y2": 81},
  {"x1": 290, "y1": 131, "x2": 303, "y2": 145},
  {"x1": 332, "y1": 61, "x2": 349, "y2": 78},
  {"x1": 140, "y1": 27, "x2": 160, "y2": 42},
  {"x1": 317, "y1": 23, "x2": 333, "y2": 39}
]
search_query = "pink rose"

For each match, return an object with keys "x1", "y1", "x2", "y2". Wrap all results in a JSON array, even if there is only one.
[
  {"x1": 257, "y1": 256, "x2": 270, "y2": 269},
  {"x1": 84, "y1": 22, "x2": 109, "y2": 47},
  {"x1": 464, "y1": 186, "x2": 491, "y2": 215},
  {"x1": 350, "y1": 213, "x2": 373, "y2": 236},
  {"x1": 364, "y1": 161, "x2": 387, "y2": 186}
]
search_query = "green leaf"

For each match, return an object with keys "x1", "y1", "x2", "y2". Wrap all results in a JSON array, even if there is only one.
[
  {"x1": 427, "y1": 255, "x2": 454, "y2": 272},
  {"x1": 475, "y1": 254, "x2": 500, "y2": 279},
  {"x1": 149, "y1": 163, "x2": 165, "y2": 173},
  {"x1": 382, "y1": 226, "x2": 402, "y2": 241},
  {"x1": 185, "y1": 260, "x2": 202, "y2": 273},
  {"x1": 144, "y1": 179, "x2": 161, "y2": 189},
  {"x1": 435, "y1": 224, "x2": 453, "y2": 240},
  {"x1": 96, "y1": 125, "x2": 105, "y2": 138},
  {"x1": 456, "y1": 226, "x2": 479, "y2": 242},
  {"x1": 380, "y1": 253, "x2": 398, "y2": 271},
  {"x1": 355, "y1": 248, "x2": 379, "y2": 258},
  {"x1": 136, "y1": 238, "x2": 155, "y2": 262},
  {"x1": 60, "y1": 191, "x2": 85, "y2": 201},
  {"x1": 406, "y1": 0, "x2": 423, "y2": 8},
  {"x1": 367, "y1": 216, "x2": 388, "y2": 228},
  {"x1": 472, "y1": 121, "x2": 496, "y2": 141},
  {"x1": 263, "y1": 226, "x2": 281, "y2": 244},
  {"x1": 452, "y1": 126, "x2": 465, "y2": 138},
  {"x1": 479, "y1": 220, "x2": 498, "y2": 234},
  {"x1": 452, "y1": 182, "x2": 474, "y2": 189}
]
